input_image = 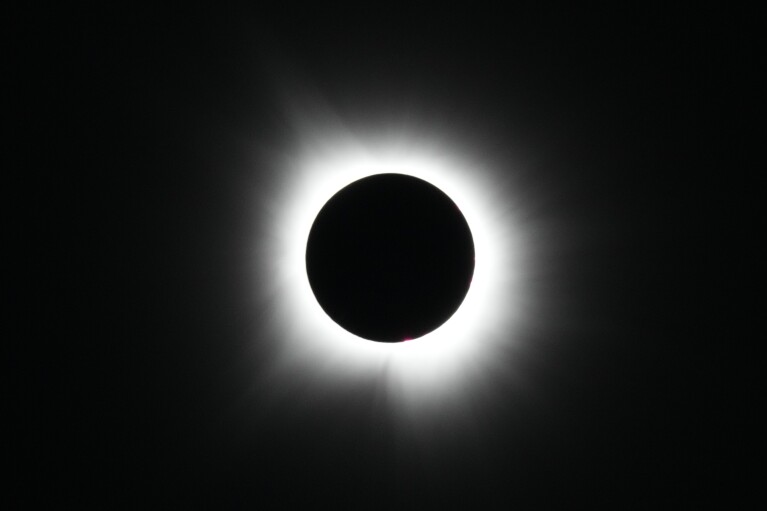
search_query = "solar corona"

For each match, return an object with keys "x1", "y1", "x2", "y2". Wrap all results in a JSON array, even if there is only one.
[{"x1": 255, "y1": 133, "x2": 532, "y2": 413}]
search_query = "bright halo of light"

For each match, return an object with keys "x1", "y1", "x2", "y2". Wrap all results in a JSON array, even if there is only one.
[{"x1": 254, "y1": 129, "x2": 534, "y2": 419}]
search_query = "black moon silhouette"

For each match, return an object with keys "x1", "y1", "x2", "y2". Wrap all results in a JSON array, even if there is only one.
[{"x1": 305, "y1": 173, "x2": 475, "y2": 343}]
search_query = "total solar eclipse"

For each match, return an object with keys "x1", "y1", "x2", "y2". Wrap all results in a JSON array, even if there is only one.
[{"x1": 306, "y1": 173, "x2": 475, "y2": 342}]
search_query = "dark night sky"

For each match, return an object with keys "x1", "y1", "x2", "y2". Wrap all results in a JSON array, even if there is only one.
[{"x1": 12, "y1": 5, "x2": 758, "y2": 507}]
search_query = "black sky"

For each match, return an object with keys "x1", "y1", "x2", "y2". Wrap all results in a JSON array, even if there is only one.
[{"x1": 12, "y1": 5, "x2": 757, "y2": 507}]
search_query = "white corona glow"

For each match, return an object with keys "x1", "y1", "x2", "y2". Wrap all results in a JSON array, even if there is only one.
[{"x1": 254, "y1": 127, "x2": 536, "y2": 422}]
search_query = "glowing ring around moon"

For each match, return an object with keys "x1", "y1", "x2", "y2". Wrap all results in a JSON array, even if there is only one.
[{"x1": 255, "y1": 133, "x2": 531, "y2": 414}]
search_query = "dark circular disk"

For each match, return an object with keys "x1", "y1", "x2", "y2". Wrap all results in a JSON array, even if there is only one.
[{"x1": 305, "y1": 173, "x2": 475, "y2": 343}]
